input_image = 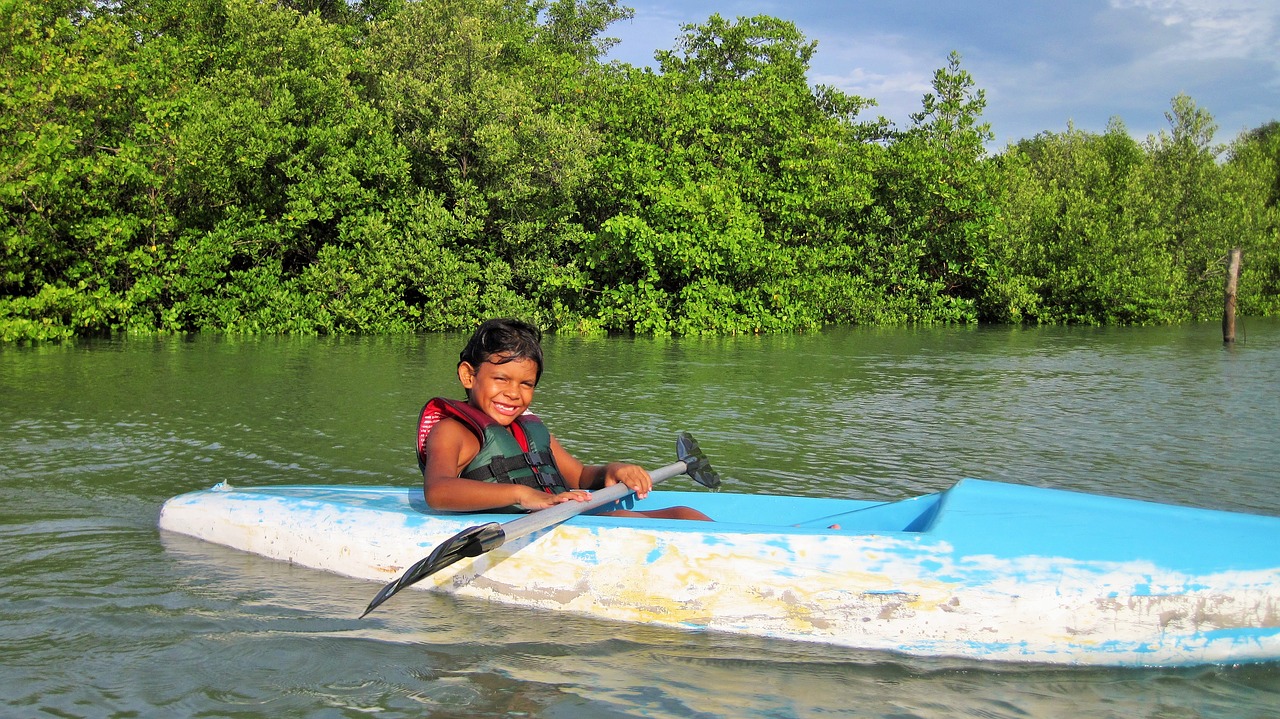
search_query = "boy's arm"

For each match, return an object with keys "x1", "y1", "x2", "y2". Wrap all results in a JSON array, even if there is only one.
[
  {"x1": 422, "y1": 419, "x2": 589, "y2": 511},
  {"x1": 550, "y1": 437, "x2": 653, "y2": 499}
]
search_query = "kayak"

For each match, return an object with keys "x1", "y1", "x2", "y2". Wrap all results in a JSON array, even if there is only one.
[{"x1": 157, "y1": 478, "x2": 1280, "y2": 667}]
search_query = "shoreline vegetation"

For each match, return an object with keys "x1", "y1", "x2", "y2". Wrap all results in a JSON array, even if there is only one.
[{"x1": 3, "y1": 0, "x2": 1279, "y2": 342}]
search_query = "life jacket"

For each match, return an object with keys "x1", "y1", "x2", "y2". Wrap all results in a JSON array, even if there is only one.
[{"x1": 416, "y1": 397, "x2": 567, "y2": 494}]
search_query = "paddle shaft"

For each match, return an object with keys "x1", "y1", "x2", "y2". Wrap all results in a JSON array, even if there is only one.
[{"x1": 495, "y1": 459, "x2": 689, "y2": 543}]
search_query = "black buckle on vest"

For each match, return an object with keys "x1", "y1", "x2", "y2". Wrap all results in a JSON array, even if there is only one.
[{"x1": 523, "y1": 451, "x2": 560, "y2": 489}]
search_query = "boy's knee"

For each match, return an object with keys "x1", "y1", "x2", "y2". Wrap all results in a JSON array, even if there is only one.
[{"x1": 672, "y1": 506, "x2": 713, "y2": 521}]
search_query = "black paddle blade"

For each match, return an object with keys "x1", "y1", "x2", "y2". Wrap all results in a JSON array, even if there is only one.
[
  {"x1": 676, "y1": 432, "x2": 721, "y2": 489},
  {"x1": 360, "y1": 521, "x2": 506, "y2": 618}
]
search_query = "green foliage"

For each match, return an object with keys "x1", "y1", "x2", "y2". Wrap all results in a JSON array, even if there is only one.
[
  {"x1": 849, "y1": 52, "x2": 996, "y2": 324},
  {"x1": 997, "y1": 120, "x2": 1175, "y2": 323},
  {"x1": 995, "y1": 97, "x2": 1280, "y2": 325},
  {"x1": 535, "y1": 0, "x2": 633, "y2": 60},
  {"x1": 363, "y1": 0, "x2": 602, "y2": 326},
  {"x1": 1224, "y1": 122, "x2": 1280, "y2": 316},
  {"x1": 577, "y1": 15, "x2": 881, "y2": 334},
  {"x1": 2, "y1": 1, "x2": 1278, "y2": 341},
  {"x1": 1, "y1": 0, "x2": 193, "y2": 337}
]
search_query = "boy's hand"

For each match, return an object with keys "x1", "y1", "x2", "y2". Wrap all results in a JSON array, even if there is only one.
[
  {"x1": 603, "y1": 462, "x2": 653, "y2": 499},
  {"x1": 516, "y1": 487, "x2": 592, "y2": 511}
]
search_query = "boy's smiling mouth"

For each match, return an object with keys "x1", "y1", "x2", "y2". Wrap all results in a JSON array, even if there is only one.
[{"x1": 491, "y1": 401, "x2": 522, "y2": 416}]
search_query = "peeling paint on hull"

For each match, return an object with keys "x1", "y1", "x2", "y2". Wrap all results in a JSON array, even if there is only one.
[{"x1": 157, "y1": 479, "x2": 1280, "y2": 667}]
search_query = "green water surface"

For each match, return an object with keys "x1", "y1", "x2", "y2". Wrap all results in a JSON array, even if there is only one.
[{"x1": 2, "y1": 322, "x2": 1278, "y2": 718}]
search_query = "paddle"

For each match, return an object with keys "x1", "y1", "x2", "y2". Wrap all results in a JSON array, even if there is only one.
[{"x1": 360, "y1": 431, "x2": 721, "y2": 617}]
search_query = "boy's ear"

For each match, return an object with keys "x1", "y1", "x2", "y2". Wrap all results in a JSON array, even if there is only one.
[{"x1": 458, "y1": 361, "x2": 476, "y2": 389}]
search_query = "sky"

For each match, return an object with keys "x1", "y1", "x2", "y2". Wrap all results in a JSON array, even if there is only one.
[{"x1": 601, "y1": 0, "x2": 1280, "y2": 150}]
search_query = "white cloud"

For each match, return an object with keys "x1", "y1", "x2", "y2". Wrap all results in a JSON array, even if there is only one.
[
  {"x1": 811, "y1": 66, "x2": 933, "y2": 101},
  {"x1": 1109, "y1": 0, "x2": 1280, "y2": 62},
  {"x1": 805, "y1": 33, "x2": 937, "y2": 127}
]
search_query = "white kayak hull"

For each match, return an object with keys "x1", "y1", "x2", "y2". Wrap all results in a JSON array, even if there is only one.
[{"x1": 158, "y1": 480, "x2": 1280, "y2": 667}]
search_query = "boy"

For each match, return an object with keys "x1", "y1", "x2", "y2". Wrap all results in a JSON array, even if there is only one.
[{"x1": 417, "y1": 318, "x2": 711, "y2": 520}]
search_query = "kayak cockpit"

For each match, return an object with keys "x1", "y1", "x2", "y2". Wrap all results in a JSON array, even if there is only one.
[{"x1": 788, "y1": 491, "x2": 943, "y2": 532}]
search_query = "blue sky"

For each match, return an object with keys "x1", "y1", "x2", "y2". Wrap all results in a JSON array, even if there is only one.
[{"x1": 601, "y1": 0, "x2": 1280, "y2": 150}]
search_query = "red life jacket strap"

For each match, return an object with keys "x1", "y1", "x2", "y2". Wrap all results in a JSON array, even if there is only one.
[{"x1": 417, "y1": 397, "x2": 489, "y2": 471}]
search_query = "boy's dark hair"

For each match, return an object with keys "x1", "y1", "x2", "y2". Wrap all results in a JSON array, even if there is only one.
[{"x1": 458, "y1": 318, "x2": 544, "y2": 383}]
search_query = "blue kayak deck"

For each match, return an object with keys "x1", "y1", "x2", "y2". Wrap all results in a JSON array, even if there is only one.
[
  {"x1": 227, "y1": 478, "x2": 1280, "y2": 576},
  {"x1": 670, "y1": 479, "x2": 1280, "y2": 573}
]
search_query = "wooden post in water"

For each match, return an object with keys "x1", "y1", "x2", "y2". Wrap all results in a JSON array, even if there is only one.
[{"x1": 1223, "y1": 247, "x2": 1242, "y2": 343}]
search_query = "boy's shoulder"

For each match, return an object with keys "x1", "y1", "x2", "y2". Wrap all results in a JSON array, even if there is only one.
[
  {"x1": 418, "y1": 400, "x2": 483, "y2": 467},
  {"x1": 426, "y1": 415, "x2": 476, "y2": 442}
]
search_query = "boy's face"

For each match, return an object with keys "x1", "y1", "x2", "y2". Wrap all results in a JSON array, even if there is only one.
[{"x1": 458, "y1": 354, "x2": 538, "y2": 426}]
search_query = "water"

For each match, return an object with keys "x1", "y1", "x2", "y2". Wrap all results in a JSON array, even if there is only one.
[{"x1": 2, "y1": 322, "x2": 1279, "y2": 718}]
